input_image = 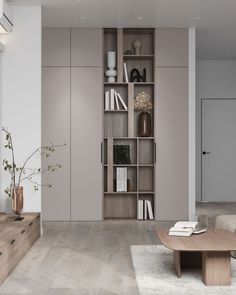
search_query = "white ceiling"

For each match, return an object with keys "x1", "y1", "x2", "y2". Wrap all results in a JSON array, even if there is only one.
[{"x1": 9, "y1": 0, "x2": 236, "y2": 59}]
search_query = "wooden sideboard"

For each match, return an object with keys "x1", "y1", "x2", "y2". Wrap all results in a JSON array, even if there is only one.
[{"x1": 0, "y1": 213, "x2": 40, "y2": 286}]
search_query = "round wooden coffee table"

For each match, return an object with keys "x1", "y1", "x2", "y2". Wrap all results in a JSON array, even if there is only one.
[{"x1": 158, "y1": 228, "x2": 236, "y2": 285}]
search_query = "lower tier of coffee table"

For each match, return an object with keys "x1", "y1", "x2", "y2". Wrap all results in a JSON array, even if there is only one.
[{"x1": 174, "y1": 250, "x2": 231, "y2": 286}]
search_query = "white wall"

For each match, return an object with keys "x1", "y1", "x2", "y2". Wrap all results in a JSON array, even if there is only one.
[
  {"x1": 188, "y1": 28, "x2": 196, "y2": 220},
  {"x1": 0, "y1": 6, "x2": 41, "y2": 212},
  {"x1": 196, "y1": 60, "x2": 236, "y2": 201}
]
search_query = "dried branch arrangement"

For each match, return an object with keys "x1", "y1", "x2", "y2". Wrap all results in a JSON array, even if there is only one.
[
  {"x1": 2, "y1": 127, "x2": 66, "y2": 198},
  {"x1": 134, "y1": 91, "x2": 153, "y2": 112}
]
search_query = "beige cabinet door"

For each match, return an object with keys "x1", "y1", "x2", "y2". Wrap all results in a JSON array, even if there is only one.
[
  {"x1": 42, "y1": 28, "x2": 70, "y2": 66},
  {"x1": 155, "y1": 29, "x2": 188, "y2": 67},
  {"x1": 71, "y1": 67, "x2": 103, "y2": 221},
  {"x1": 71, "y1": 29, "x2": 103, "y2": 67},
  {"x1": 155, "y1": 67, "x2": 188, "y2": 221},
  {"x1": 42, "y1": 67, "x2": 71, "y2": 221}
]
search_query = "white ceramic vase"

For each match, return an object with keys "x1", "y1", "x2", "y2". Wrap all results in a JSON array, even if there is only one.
[
  {"x1": 106, "y1": 51, "x2": 117, "y2": 83},
  {"x1": 133, "y1": 40, "x2": 142, "y2": 55}
]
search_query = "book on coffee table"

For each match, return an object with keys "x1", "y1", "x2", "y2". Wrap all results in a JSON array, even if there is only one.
[{"x1": 168, "y1": 221, "x2": 198, "y2": 237}]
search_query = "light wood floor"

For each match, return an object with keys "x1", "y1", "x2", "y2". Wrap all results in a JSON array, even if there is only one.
[{"x1": 0, "y1": 202, "x2": 236, "y2": 295}]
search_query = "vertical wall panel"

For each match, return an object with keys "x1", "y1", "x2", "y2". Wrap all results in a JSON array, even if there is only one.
[
  {"x1": 42, "y1": 28, "x2": 70, "y2": 66},
  {"x1": 42, "y1": 28, "x2": 103, "y2": 221},
  {"x1": 155, "y1": 67, "x2": 188, "y2": 220},
  {"x1": 42, "y1": 67, "x2": 71, "y2": 221},
  {"x1": 71, "y1": 67, "x2": 103, "y2": 221},
  {"x1": 155, "y1": 29, "x2": 189, "y2": 221},
  {"x1": 155, "y1": 29, "x2": 188, "y2": 67},
  {"x1": 71, "y1": 29, "x2": 103, "y2": 66}
]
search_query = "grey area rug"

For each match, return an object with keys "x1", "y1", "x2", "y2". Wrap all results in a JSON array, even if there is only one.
[{"x1": 130, "y1": 245, "x2": 236, "y2": 295}]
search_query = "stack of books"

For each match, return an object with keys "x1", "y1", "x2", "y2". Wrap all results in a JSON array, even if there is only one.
[
  {"x1": 105, "y1": 89, "x2": 128, "y2": 111},
  {"x1": 138, "y1": 200, "x2": 154, "y2": 220},
  {"x1": 168, "y1": 221, "x2": 198, "y2": 237},
  {"x1": 116, "y1": 167, "x2": 127, "y2": 192}
]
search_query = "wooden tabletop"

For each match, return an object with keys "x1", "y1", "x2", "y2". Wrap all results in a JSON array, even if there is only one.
[{"x1": 158, "y1": 228, "x2": 236, "y2": 251}]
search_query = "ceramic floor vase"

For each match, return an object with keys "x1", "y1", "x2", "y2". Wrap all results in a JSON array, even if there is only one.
[
  {"x1": 138, "y1": 112, "x2": 152, "y2": 137},
  {"x1": 13, "y1": 186, "x2": 24, "y2": 216}
]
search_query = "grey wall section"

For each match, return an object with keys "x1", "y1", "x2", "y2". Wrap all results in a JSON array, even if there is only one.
[
  {"x1": 42, "y1": 28, "x2": 70, "y2": 66},
  {"x1": 42, "y1": 28, "x2": 103, "y2": 221},
  {"x1": 155, "y1": 29, "x2": 188, "y2": 67},
  {"x1": 196, "y1": 60, "x2": 236, "y2": 202},
  {"x1": 71, "y1": 29, "x2": 103, "y2": 67},
  {"x1": 71, "y1": 67, "x2": 103, "y2": 221},
  {"x1": 42, "y1": 67, "x2": 71, "y2": 221},
  {"x1": 155, "y1": 29, "x2": 189, "y2": 221}
]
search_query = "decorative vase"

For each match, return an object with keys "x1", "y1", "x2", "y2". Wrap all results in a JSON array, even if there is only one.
[
  {"x1": 138, "y1": 112, "x2": 152, "y2": 137},
  {"x1": 105, "y1": 51, "x2": 117, "y2": 82},
  {"x1": 133, "y1": 40, "x2": 142, "y2": 55},
  {"x1": 13, "y1": 186, "x2": 24, "y2": 220}
]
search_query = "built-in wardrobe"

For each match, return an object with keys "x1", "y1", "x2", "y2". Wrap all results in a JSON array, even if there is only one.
[{"x1": 42, "y1": 28, "x2": 189, "y2": 221}]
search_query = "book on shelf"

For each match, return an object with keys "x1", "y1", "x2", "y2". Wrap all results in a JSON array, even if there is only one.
[
  {"x1": 123, "y1": 62, "x2": 129, "y2": 82},
  {"x1": 104, "y1": 89, "x2": 127, "y2": 111},
  {"x1": 114, "y1": 91, "x2": 120, "y2": 110},
  {"x1": 105, "y1": 90, "x2": 110, "y2": 110},
  {"x1": 144, "y1": 200, "x2": 147, "y2": 220},
  {"x1": 116, "y1": 92, "x2": 128, "y2": 110},
  {"x1": 168, "y1": 221, "x2": 198, "y2": 237},
  {"x1": 110, "y1": 88, "x2": 115, "y2": 110},
  {"x1": 138, "y1": 200, "x2": 144, "y2": 220},
  {"x1": 138, "y1": 200, "x2": 154, "y2": 220},
  {"x1": 116, "y1": 167, "x2": 127, "y2": 192},
  {"x1": 146, "y1": 200, "x2": 154, "y2": 219}
]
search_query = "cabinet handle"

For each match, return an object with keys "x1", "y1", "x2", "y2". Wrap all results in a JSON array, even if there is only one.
[
  {"x1": 29, "y1": 222, "x2": 33, "y2": 227},
  {"x1": 21, "y1": 229, "x2": 26, "y2": 234},
  {"x1": 10, "y1": 239, "x2": 16, "y2": 245},
  {"x1": 0, "y1": 252, "x2": 2, "y2": 256},
  {"x1": 101, "y1": 142, "x2": 103, "y2": 163},
  {"x1": 154, "y1": 142, "x2": 156, "y2": 163}
]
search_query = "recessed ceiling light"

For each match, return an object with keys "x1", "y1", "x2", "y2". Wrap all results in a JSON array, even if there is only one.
[
  {"x1": 137, "y1": 16, "x2": 143, "y2": 20},
  {"x1": 80, "y1": 16, "x2": 86, "y2": 20}
]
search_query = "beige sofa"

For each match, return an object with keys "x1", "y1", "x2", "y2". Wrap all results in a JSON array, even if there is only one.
[{"x1": 215, "y1": 215, "x2": 236, "y2": 258}]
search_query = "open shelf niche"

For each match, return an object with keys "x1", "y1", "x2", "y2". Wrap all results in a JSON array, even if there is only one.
[{"x1": 103, "y1": 28, "x2": 156, "y2": 220}]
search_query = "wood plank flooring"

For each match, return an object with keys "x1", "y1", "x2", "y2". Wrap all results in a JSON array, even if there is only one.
[{"x1": 0, "y1": 202, "x2": 235, "y2": 294}]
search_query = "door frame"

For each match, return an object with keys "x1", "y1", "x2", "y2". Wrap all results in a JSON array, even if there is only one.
[{"x1": 200, "y1": 98, "x2": 236, "y2": 202}]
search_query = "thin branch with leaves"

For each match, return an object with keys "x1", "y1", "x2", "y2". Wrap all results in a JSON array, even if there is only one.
[{"x1": 2, "y1": 127, "x2": 66, "y2": 198}]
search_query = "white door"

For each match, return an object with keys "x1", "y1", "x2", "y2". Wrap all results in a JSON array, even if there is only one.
[{"x1": 202, "y1": 99, "x2": 236, "y2": 202}]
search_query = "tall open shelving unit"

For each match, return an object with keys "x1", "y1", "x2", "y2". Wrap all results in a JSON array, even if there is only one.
[{"x1": 103, "y1": 28, "x2": 155, "y2": 220}]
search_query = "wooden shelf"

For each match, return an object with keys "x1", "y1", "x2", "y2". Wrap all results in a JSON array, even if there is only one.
[
  {"x1": 104, "y1": 137, "x2": 154, "y2": 140},
  {"x1": 134, "y1": 82, "x2": 155, "y2": 85},
  {"x1": 104, "y1": 82, "x2": 128, "y2": 85},
  {"x1": 104, "y1": 164, "x2": 137, "y2": 167},
  {"x1": 104, "y1": 82, "x2": 154, "y2": 85},
  {"x1": 103, "y1": 28, "x2": 155, "y2": 220},
  {"x1": 104, "y1": 191, "x2": 154, "y2": 194},
  {"x1": 104, "y1": 192, "x2": 137, "y2": 194},
  {"x1": 123, "y1": 54, "x2": 154, "y2": 60},
  {"x1": 104, "y1": 110, "x2": 128, "y2": 113},
  {"x1": 104, "y1": 164, "x2": 153, "y2": 167}
]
